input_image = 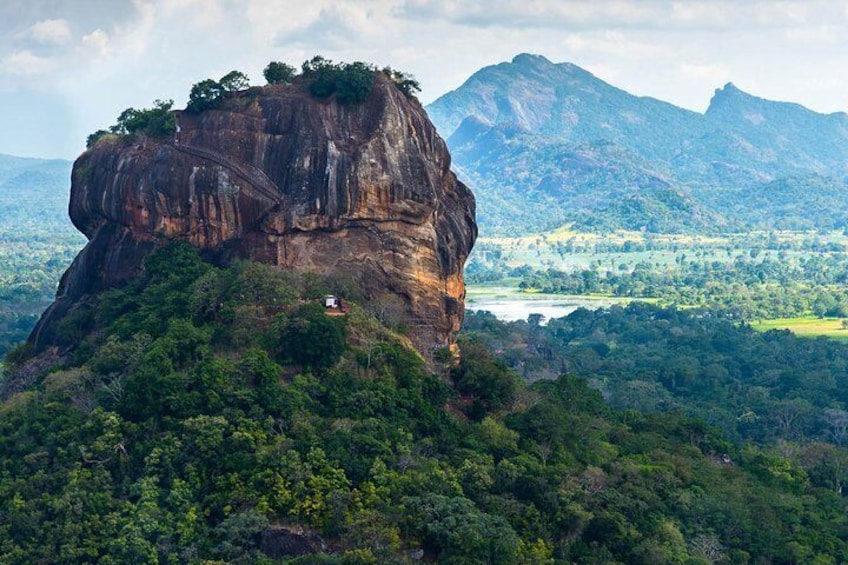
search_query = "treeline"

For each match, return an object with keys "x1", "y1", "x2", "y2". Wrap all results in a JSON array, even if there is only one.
[
  {"x1": 464, "y1": 304, "x2": 848, "y2": 446},
  {"x1": 514, "y1": 254, "x2": 848, "y2": 320},
  {"x1": 87, "y1": 57, "x2": 421, "y2": 148},
  {"x1": 2, "y1": 244, "x2": 848, "y2": 563}
]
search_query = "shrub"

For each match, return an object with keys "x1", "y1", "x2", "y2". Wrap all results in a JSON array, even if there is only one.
[
  {"x1": 334, "y1": 62, "x2": 375, "y2": 105},
  {"x1": 263, "y1": 61, "x2": 297, "y2": 85},
  {"x1": 85, "y1": 129, "x2": 111, "y2": 148},
  {"x1": 301, "y1": 56, "x2": 376, "y2": 105},
  {"x1": 186, "y1": 78, "x2": 224, "y2": 113},
  {"x1": 88, "y1": 99, "x2": 176, "y2": 144},
  {"x1": 382, "y1": 66, "x2": 421, "y2": 99},
  {"x1": 218, "y1": 70, "x2": 250, "y2": 93}
]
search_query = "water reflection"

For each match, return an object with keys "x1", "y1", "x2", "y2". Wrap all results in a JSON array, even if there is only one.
[{"x1": 465, "y1": 291, "x2": 624, "y2": 324}]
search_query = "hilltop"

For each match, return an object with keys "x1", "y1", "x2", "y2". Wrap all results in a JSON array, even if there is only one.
[{"x1": 22, "y1": 65, "x2": 476, "y2": 374}]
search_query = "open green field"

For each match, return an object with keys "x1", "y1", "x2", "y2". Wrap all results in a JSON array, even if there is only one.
[
  {"x1": 472, "y1": 225, "x2": 848, "y2": 274},
  {"x1": 751, "y1": 317, "x2": 848, "y2": 341}
]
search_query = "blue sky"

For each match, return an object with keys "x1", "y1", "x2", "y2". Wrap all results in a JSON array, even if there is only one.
[{"x1": 2, "y1": 0, "x2": 848, "y2": 159}]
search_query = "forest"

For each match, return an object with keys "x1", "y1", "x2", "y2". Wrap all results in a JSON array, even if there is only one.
[
  {"x1": 467, "y1": 227, "x2": 848, "y2": 323},
  {"x1": 2, "y1": 243, "x2": 848, "y2": 563},
  {"x1": 0, "y1": 155, "x2": 83, "y2": 368}
]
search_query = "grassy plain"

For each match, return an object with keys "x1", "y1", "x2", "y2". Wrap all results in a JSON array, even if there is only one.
[{"x1": 750, "y1": 317, "x2": 848, "y2": 341}]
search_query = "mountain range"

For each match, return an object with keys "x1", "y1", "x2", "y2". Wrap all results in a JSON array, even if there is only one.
[{"x1": 427, "y1": 54, "x2": 848, "y2": 235}]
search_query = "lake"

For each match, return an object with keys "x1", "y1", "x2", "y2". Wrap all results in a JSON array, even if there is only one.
[{"x1": 465, "y1": 286, "x2": 627, "y2": 324}]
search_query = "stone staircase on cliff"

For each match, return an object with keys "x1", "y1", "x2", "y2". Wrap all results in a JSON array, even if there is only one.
[{"x1": 170, "y1": 141, "x2": 284, "y2": 206}]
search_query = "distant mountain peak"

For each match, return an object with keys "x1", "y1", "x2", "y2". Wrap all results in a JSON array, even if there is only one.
[
  {"x1": 426, "y1": 53, "x2": 848, "y2": 236},
  {"x1": 706, "y1": 80, "x2": 834, "y2": 122},
  {"x1": 711, "y1": 82, "x2": 749, "y2": 100},
  {"x1": 510, "y1": 53, "x2": 554, "y2": 67},
  {"x1": 706, "y1": 82, "x2": 766, "y2": 116}
]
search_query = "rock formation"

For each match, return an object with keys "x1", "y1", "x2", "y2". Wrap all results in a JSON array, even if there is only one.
[{"x1": 31, "y1": 73, "x2": 477, "y2": 360}]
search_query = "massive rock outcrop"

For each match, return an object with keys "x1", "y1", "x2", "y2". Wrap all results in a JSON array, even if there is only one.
[{"x1": 31, "y1": 73, "x2": 476, "y2": 361}]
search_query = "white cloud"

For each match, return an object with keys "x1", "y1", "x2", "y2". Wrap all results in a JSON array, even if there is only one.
[
  {"x1": 24, "y1": 19, "x2": 72, "y2": 45},
  {"x1": 81, "y1": 29, "x2": 110, "y2": 55},
  {"x1": 2, "y1": 0, "x2": 848, "y2": 158},
  {"x1": 563, "y1": 30, "x2": 663, "y2": 59},
  {"x1": 397, "y1": 0, "x2": 665, "y2": 28},
  {"x1": 398, "y1": 0, "x2": 844, "y2": 30},
  {"x1": 1, "y1": 50, "x2": 56, "y2": 76}
]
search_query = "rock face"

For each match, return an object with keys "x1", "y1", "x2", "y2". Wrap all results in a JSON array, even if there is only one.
[{"x1": 31, "y1": 74, "x2": 477, "y2": 358}]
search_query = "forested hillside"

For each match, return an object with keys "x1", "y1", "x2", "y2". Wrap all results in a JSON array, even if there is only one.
[
  {"x1": 0, "y1": 154, "x2": 83, "y2": 362},
  {"x1": 2, "y1": 244, "x2": 848, "y2": 563}
]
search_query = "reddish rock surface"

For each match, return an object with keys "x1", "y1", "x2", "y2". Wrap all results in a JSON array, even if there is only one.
[{"x1": 31, "y1": 74, "x2": 476, "y2": 359}]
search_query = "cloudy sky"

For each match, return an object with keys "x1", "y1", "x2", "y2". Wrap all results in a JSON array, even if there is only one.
[{"x1": 2, "y1": 0, "x2": 848, "y2": 159}]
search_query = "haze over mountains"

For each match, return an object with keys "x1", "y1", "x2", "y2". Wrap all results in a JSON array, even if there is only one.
[
  {"x1": 427, "y1": 54, "x2": 848, "y2": 235},
  {"x1": 0, "y1": 154, "x2": 73, "y2": 233},
  {"x1": 0, "y1": 154, "x2": 80, "y2": 356}
]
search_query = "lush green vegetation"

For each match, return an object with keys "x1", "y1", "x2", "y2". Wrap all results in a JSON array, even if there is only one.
[
  {"x1": 515, "y1": 257, "x2": 848, "y2": 321},
  {"x1": 86, "y1": 57, "x2": 420, "y2": 146},
  {"x1": 185, "y1": 56, "x2": 418, "y2": 116},
  {"x1": 465, "y1": 304, "x2": 848, "y2": 444},
  {"x1": 751, "y1": 317, "x2": 848, "y2": 341},
  {"x1": 186, "y1": 70, "x2": 251, "y2": 113},
  {"x1": 263, "y1": 62, "x2": 297, "y2": 85},
  {"x1": 3, "y1": 244, "x2": 848, "y2": 563},
  {"x1": 9, "y1": 53, "x2": 848, "y2": 563},
  {"x1": 379, "y1": 66, "x2": 421, "y2": 99},
  {"x1": 0, "y1": 155, "x2": 84, "y2": 366},
  {"x1": 299, "y1": 57, "x2": 419, "y2": 103},
  {"x1": 300, "y1": 56, "x2": 376, "y2": 105},
  {"x1": 468, "y1": 228, "x2": 848, "y2": 324},
  {"x1": 87, "y1": 99, "x2": 177, "y2": 147}
]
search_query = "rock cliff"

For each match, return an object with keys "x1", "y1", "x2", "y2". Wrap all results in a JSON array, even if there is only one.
[{"x1": 31, "y1": 73, "x2": 476, "y2": 360}]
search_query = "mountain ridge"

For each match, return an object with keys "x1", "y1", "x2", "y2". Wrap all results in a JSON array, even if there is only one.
[{"x1": 427, "y1": 54, "x2": 848, "y2": 235}]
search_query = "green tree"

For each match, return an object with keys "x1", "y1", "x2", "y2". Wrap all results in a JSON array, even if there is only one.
[
  {"x1": 186, "y1": 79, "x2": 223, "y2": 113},
  {"x1": 85, "y1": 129, "x2": 111, "y2": 149},
  {"x1": 218, "y1": 70, "x2": 250, "y2": 93},
  {"x1": 105, "y1": 99, "x2": 176, "y2": 138},
  {"x1": 452, "y1": 339, "x2": 519, "y2": 418},
  {"x1": 334, "y1": 62, "x2": 375, "y2": 105},
  {"x1": 405, "y1": 494, "x2": 521, "y2": 564},
  {"x1": 263, "y1": 61, "x2": 296, "y2": 85},
  {"x1": 381, "y1": 66, "x2": 421, "y2": 98},
  {"x1": 301, "y1": 56, "x2": 375, "y2": 104},
  {"x1": 277, "y1": 303, "x2": 346, "y2": 370}
]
